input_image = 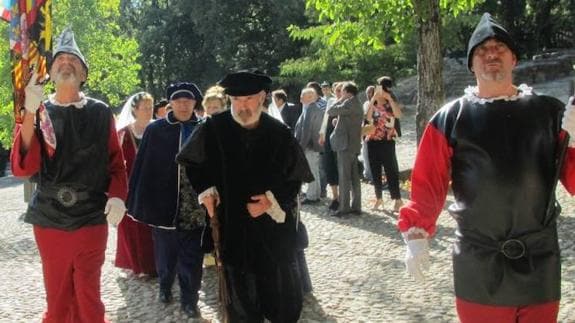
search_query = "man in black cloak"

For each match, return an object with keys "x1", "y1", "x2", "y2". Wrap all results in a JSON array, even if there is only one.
[{"x1": 177, "y1": 69, "x2": 313, "y2": 323}]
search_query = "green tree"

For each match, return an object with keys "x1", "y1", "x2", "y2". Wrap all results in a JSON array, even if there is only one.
[
  {"x1": 119, "y1": 0, "x2": 214, "y2": 99},
  {"x1": 0, "y1": 23, "x2": 13, "y2": 148},
  {"x1": 0, "y1": 0, "x2": 141, "y2": 147},
  {"x1": 120, "y1": 0, "x2": 308, "y2": 99},
  {"x1": 287, "y1": 0, "x2": 479, "y2": 141},
  {"x1": 52, "y1": 0, "x2": 142, "y2": 108}
]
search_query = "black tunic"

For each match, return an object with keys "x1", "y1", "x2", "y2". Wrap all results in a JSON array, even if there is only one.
[
  {"x1": 430, "y1": 92, "x2": 565, "y2": 305},
  {"x1": 26, "y1": 99, "x2": 111, "y2": 230}
]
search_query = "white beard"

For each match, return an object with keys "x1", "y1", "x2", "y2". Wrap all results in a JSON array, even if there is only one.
[{"x1": 231, "y1": 106, "x2": 263, "y2": 128}]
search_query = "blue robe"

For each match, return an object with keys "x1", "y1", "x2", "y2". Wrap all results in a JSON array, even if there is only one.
[{"x1": 127, "y1": 111, "x2": 198, "y2": 228}]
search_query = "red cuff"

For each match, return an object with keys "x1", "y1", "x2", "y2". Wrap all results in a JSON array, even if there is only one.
[{"x1": 10, "y1": 127, "x2": 41, "y2": 177}]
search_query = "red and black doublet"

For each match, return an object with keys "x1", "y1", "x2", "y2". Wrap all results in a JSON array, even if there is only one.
[
  {"x1": 11, "y1": 97, "x2": 127, "y2": 323},
  {"x1": 15, "y1": 98, "x2": 127, "y2": 229},
  {"x1": 399, "y1": 87, "x2": 575, "y2": 306}
]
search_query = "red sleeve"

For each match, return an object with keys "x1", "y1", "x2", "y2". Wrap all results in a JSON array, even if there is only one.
[
  {"x1": 107, "y1": 117, "x2": 128, "y2": 201},
  {"x1": 559, "y1": 131, "x2": 575, "y2": 195},
  {"x1": 397, "y1": 124, "x2": 452, "y2": 236},
  {"x1": 10, "y1": 124, "x2": 41, "y2": 177}
]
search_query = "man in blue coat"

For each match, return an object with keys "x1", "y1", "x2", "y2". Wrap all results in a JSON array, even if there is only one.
[{"x1": 127, "y1": 82, "x2": 206, "y2": 318}]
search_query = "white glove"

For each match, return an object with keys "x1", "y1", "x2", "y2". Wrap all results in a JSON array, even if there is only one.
[
  {"x1": 105, "y1": 197, "x2": 126, "y2": 226},
  {"x1": 404, "y1": 238, "x2": 430, "y2": 282},
  {"x1": 24, "y1": 72, "x2": 45, "y2": 114}
]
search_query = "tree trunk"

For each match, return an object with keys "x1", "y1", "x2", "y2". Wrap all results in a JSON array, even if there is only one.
[{"x1": 413, "y1": 0, "x2": 444, "y2": 143}]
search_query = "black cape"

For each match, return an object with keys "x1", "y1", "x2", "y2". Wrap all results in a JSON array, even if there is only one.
[{"x1": 177, "y1": 111, "x2": 313, "y2": 270}]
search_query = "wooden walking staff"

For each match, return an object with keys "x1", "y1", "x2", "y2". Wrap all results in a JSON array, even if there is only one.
[
  {"x1": 209, "y1": 210, "x2": 230, "y2": 323},
  {"x1": 0, "y1": 0, "x2": 52, "y2": 124},
  {"x1": 208, "y1": 115, "x2": 231, "y2": 323}
]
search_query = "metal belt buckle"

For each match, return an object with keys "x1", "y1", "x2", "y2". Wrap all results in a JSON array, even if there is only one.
[
  {"x1": 56, "y1": 186, "x2": 78, "y2": 207},
  {"x1": 500, "y1": 239, "x2": 526, "y2": 259}
]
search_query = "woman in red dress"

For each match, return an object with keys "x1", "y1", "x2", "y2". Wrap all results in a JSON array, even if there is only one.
[{"x1": 114, "y1": 92, "x2": 157, "y2": 276}]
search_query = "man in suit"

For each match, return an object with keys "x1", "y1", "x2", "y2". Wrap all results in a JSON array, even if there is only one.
[
  {"x1": 272, "y1": 89, "x2": 302, "y2": 133},
  {"x1": 295, "y1": 87, "x2": 325, "y2": 204},
  {"x1": 326, "y1": 81, "x2": 364, "y2": 216}
]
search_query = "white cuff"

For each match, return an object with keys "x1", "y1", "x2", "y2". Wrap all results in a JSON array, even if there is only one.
[
  {"x1": 401, "y1": 227, "x2": 429, "y2": 242},
  {"x1": 198, "y1": 186, "x2": 219, "y2": 205},
  {"x1": 265, "y1": 190, "x2": 286, "y2": 223}
]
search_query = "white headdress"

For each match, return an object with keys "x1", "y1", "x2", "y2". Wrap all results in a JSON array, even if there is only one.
[{"x1": 116, "y1": 92, "x2": 149, "y2": 130}]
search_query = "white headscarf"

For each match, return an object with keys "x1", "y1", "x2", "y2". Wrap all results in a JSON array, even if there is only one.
[
  {"x1": 266, "y1": 102, "x2": 284, "y2": 123},
  {"x1": 116, "y1": 92, "x2": 149, "y2": 130}
]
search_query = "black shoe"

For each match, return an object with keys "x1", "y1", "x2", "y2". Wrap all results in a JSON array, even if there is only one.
[
  {"x1": 181, "y1": 304, "x2": 200, "y2": 318},
  {"x1": 328, "y1": 200, "x2": 339, "y2": 211},
  {"x1": 301, "y1": 199, "x2": 320, "y2": 205},
  {"x1": 159, "y1": 290, "x2": 172, "y2": 304}
]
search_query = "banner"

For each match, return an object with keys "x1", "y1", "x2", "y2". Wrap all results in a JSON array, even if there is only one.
[{"x1": 1, "y1": 0, "x2": 52, "y2": 124}]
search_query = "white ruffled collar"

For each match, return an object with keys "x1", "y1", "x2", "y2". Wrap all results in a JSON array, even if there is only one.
[
  {"x1": 463, "y1": 84, "x2": 532, "y2": 104},
  {"x1": 48, "y1": 92, "x2": 88, "y2": 109}
]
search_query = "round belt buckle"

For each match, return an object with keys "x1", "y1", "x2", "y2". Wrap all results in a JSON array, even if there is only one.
[
  {"x1": 500, "y1": 239, "x2": 526, "y2": 259},
  {"x1": 56, "y1": 187, "x2": 78, "y2": 207}
]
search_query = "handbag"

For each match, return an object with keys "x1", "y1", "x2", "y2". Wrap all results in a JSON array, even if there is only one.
[{"x1": 361, "y1": 124, "x2": 376, "y2": 136}]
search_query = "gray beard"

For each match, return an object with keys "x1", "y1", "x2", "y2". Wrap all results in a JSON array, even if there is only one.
[
  {"x1": 53, "y1": 71, "x2": 80, "y2": 87},
  {"x1": 231, "y1": 107, "x2": 263, "y2": 128}
]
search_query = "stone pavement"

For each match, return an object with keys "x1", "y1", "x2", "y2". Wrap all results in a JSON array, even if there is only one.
[{"x1": 1, "y1": 107, "x2": 575, "y2": 322}]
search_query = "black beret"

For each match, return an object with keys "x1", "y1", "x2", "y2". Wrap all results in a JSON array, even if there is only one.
[
  {"x1": 217, "y1": 70, "x2": 272, "y2": 96},
  {"x1": 467, "y1": 13, "x2": 519, "y2": 72},
  {"x1": 166, "y1": 82, "x2": 203, "y2": 102}
]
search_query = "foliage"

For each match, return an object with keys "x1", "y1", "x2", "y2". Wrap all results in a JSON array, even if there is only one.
[
  {"x1": 283, "y1": 0, "x2": 478, "y2": 91},
  {"x1": 442, "y1": 0, "x2": 575, "y2": 60},
  {"x1": 120, "y1": 0, "x2": 308, "y2": 99},
  {"x1": 0, "y1": 0, "x2": 141, "y2": 147},
  {"x1": 0, "y1": 22, "x2": 13, "y2": 147},
  {"x1": 52, "y1": 0, "x2": 141, "y2": 109}
]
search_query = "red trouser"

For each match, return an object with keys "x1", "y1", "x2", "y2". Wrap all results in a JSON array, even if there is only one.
[
  {"x1": 34, "y1": 224, "x2": 108, "y2": 323},
  {"x1": 456, "y1": 297, "x2": 559, "y2": 323}
]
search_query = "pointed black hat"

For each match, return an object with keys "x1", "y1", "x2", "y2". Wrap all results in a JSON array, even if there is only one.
[
  {"x1": 466, "y1": 13, "x2": 519, "y2": 72},
  {"x1": 53, "y1": 27, "x2": 88, "y2": 73}
]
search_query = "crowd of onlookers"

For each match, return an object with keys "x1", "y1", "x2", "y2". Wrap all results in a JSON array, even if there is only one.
[{"x1": 130, "y1": 78, "x2": 405, "y2": 219}]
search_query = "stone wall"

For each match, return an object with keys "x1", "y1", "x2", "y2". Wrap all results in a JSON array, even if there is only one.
[{"x1": 394, "y1": 49, "x2": 575, "y2": 105}]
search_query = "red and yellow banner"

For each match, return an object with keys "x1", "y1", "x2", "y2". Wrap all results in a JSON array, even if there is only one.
[{"x1": 1, "y1": 0, "x2": 52, "y2": 123}]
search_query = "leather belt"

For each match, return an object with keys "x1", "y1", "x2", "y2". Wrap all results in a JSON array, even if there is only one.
[
  {"x1": 457, "y1": 226, "x2": 557, "y2": 260},
  {"x1": 38, "y1": 184, "x2": 92, "y2": 207}
]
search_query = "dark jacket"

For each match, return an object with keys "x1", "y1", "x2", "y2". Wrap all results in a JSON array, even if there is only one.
[
  {"x1": 127, "y1": 111, "x2": 198, "y2": 228},
  {"x1": 279, "y1": 102, "x2": 302, "y2": 133}
]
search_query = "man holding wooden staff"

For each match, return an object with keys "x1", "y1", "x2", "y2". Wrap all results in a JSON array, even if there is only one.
[{"x1": 177, "y1": 69, "x2": 313, "y2": 323}]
